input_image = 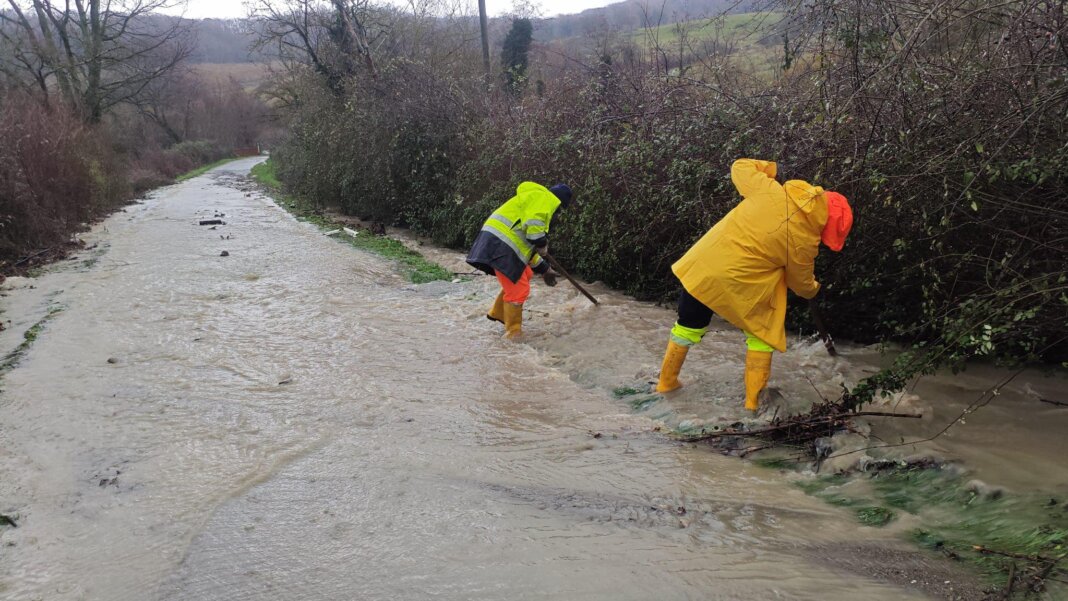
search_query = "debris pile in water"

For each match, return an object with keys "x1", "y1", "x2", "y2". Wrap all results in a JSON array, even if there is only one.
[
  {"x1": 672, "y1": 400, "x2": 921, "y2": 459},
  {"x1": 973, "y1": 545, "x2": 1066, "y2": 599}
]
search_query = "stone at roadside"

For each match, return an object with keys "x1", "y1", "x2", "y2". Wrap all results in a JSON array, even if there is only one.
[{"x1": 965, "y1": 479, "x2": 1004, "y2": 500}]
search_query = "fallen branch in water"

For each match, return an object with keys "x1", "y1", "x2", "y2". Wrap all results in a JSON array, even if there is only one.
[
  {"x1": 13, "y1": 247, "x2": 54, "y2": 266},
  {"x1": 673, "y1": 403, "x2": 921, "y2": 444},
  {"x1": 1003, "y1": 562, "x2": 1016, "y2": 600},
  {"x1": 973, "y1": 545, "x2": 1067, "y2": 598},
  {"x1": 973, "y1": 546, "x2": 1060, "y2": 563}
]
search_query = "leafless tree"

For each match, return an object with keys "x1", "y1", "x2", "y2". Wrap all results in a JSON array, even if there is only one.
[
  {"x1": 247, "y1": 0, "x2": 380, "y2": 93},
  {"x1": 128, "y1": 65, "x2": 199, "y2": 143},
  {"x1": 0, "y1": 10, "x2": 53, "y2": 102},
  {"x1": 0, "y1": 0, "x2": 192, "y2": 122}
]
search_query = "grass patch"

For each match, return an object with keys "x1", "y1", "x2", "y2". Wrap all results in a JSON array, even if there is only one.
[
  {"x1": 250, "y1": 159, "x2": 451, "y2": 284},
  {"x1": 794, "y1": 473, "x2": 850, "y2": 495},
  {"x1": 0, "y1": 305, "x2": 64, "y2": 375},
  {"x1": 856, "y1": 506, "x2": 896, "y2": 527},
  {"x1": 348, "y1": 234, "x2": 453, "y2": 283},
  {"x1": 250, "y1": 159, "x2": 281, "y2": 189},
  {"x1": 176, "y1": 157, "x2": 241, "y2": 181},
  {"x1": 869, "y1": 467, "x2": 962, "y2": 513},
  {"x1": 612, "y1": 385, "x2": 645, "y2": 398},
  {"x1": 627, "y1": 394, "x2": 660, "y2": 411},
  {"x1": 795, "y1": 466, "x2": 1068, "y2": 588}
]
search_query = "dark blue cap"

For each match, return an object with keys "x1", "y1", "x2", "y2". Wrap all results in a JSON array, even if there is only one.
[{"x1": 549, "y1": 183, "x2": 573, "y2": 208}]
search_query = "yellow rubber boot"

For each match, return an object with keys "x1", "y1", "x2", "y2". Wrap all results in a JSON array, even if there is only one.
[
  {"x1": 655, "y1": 340, "x2": 690, "y2": 393},
  {"x1": 487, "y1": 291, "x2": 505, "y2": 324},
  {"x1": 744, "y1": 350, "x2": 773, "y2": 412},
  {"x1": 502, "y1": 302, "x2": 524, "y2": 339}
]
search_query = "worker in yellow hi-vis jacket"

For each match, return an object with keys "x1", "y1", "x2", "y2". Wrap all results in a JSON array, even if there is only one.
[
  {"x1": 466, "y1": 182, "x2": 573, "y2": 339},
  {"x1": 656, "y1": 159, "x2": 854, "y2": 411}
]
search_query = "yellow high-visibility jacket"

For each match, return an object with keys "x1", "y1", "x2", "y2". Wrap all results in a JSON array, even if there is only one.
[
  {"x1": 672, "y1": 159, "x2": 828, "y2": 352},
  {"x1": 466, "y1": 182, "x2": 560, "y2": 283}
]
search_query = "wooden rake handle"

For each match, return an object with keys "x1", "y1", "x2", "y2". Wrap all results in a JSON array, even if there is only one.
[{"x1": 543, "y1": 254, "x2": 599, "y2": 305}]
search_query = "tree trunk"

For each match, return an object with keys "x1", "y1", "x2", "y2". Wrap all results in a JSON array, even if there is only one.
[
  {"x1": 478, "y1": 0, "x2": 490, "y2": 77},
  {"x1": 85, "y1": 0, "x2": 103, "y2": 123}
]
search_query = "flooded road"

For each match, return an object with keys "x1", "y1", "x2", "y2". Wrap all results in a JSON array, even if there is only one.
[{"x1": 0, "y1": 157, "x2": 1060, "y2": 600}]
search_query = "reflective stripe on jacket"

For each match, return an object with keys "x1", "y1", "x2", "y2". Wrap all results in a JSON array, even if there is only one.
[
  {"x1": 466, "y1": 182, "x2": 560, "y2": 283},
  {"x1": 671, "y1": 159, "x2": 828, "y2": 353}
]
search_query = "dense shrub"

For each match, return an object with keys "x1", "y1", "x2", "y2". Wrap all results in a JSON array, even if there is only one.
[
  {"x1": 170, "y1": 140, "x2": 229, "y2": 166},
  {"x1": 0, "y1": 62, "x2": 268, "y2": 267},
  {"x1": 128, "y1": 140, "x2": 230, "y2": 185},
  {"x1": 0, "y1": 98, "x2": 128, "y2": 260},
  {"x1": 0, "y1": 95, "x2": 258, "y2": 265},
  {"x1": 268, "y1": 1, "x2": 1068, "y2": 372}
]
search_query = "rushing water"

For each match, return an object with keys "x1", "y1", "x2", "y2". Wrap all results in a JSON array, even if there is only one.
[{"x1": 0, "y1": 157, "x2": 1062, "y2": 600}]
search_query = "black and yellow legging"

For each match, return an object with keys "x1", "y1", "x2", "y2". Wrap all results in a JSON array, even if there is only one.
[
  {"x1": 657, "y1": 289, "x2": 773, "y2": 411},
  {"x1": 671, "y1": 289, "x2": 774, "y2": 352}
]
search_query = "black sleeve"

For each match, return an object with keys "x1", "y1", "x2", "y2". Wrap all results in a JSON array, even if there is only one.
[
  {"x1": 532, "y1": 260, "x2": 550, "y2": 275},
  {"x1": 530, "y1": 236, "x2": 548, "y2": 248}
]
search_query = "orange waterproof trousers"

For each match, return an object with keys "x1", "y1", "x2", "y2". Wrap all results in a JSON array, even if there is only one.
[{"x1": 495, "y1": 266, "x2": 533, "y2": 304}]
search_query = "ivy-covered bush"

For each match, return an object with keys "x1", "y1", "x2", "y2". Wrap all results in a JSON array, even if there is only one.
[{"x1": 268, "y1": 1, "x2": 1068, "y2": 373}]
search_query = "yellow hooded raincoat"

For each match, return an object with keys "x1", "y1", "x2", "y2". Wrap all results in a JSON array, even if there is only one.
[{"x1": 671, "y1": 159, "x2": 828, "y2": 352}]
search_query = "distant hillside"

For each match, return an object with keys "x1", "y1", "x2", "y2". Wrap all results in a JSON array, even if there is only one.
[
  {"x1": 626, "y1": 11, "x2": 786, "y2": 75},
  {"x1": 629, "y1": 11, "x2": 782, "y2": 47},
  {"x1": 175, "y1": 0, "x2": 760, "y2": 64},
  {"x1": 191, "y1": 62, "x2": 272, "y2": 89},
  {"x1": 187, "y1": 18, "x2": 263, "y2": 64},
  {"x1": 535, "y1": 0, "x2": 761, "y2": 40}
]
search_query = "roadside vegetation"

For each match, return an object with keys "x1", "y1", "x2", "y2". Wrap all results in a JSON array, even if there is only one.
[
  {"x1": 0, "y1": 304, "x2": 64, "y2": 376},
  {"x1": 257, "y1": 0, "x2": 1067, "y2": 389},
  {"x1": 0, "y1": 1, "x2": 273, "y2": 275},
  {"x1": 786, "y1": 462, "x2": 1068, "y2": 594},
  {"x1": 251, "y1": 160, "x2": 451, "y2": 284}
]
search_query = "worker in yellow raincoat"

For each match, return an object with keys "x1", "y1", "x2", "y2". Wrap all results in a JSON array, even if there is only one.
[
  {"x1": 655, "y1": 159, "x2": 854, "y2": 411},
  {"x1": 466, "y1": 182, "x2": 573, "y2": 338}
]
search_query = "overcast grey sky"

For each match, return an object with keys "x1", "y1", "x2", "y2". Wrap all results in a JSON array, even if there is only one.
[{"x1": 172, "y1": 0, "x2": 615, "y2": 19}]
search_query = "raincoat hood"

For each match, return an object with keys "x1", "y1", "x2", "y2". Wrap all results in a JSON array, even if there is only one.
[
  {"x1": 516, "y1": 181, "x2": 561, "y2": 212},
  {"x1": 783, "y1": 179, "x2": 829, "y2": 235}
]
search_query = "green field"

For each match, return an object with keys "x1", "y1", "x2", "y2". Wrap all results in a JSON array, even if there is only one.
[
  {"x1": 628, "y1": 12, "x2": 786, "y2": 77},
  {"x1": 631, "y1": 12, "x2": 783, "y2": 48}
]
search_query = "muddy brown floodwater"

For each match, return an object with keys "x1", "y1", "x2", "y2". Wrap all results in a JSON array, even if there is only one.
[{"x1": 0, "y1": 157, "x2": 1063, "y2": 600}]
